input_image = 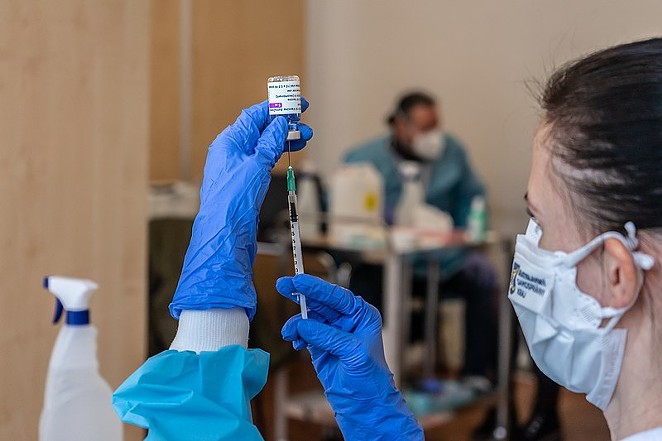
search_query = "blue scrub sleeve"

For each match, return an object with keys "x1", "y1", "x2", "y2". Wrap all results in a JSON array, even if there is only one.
[{"x1": 113, "y1": 346, "x2": 269, "y2": 441}]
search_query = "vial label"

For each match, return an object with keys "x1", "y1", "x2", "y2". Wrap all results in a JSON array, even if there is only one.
[{"x1": 268, "y1": 80, "x2": 301, "y2": 116}]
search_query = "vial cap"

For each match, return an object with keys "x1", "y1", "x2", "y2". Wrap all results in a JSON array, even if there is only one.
[{"x1": 286, "y1": 130, "x2": 301, "y2": 141}]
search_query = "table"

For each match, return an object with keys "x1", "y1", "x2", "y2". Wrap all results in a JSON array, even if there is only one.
[
  {"x1": 301, "y1": 231, "x2": 504, "y2": 384},
  {"x1": 263, "y1": 229, "x2": 513, "y2": 440}
]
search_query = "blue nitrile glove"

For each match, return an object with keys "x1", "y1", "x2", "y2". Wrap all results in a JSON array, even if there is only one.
[
  {"x1": 169, "y1": 100, "x2": 313, "y2": 321},
  {"x1": 277, "y1": 274, "x2": 423, "y2": 441}
]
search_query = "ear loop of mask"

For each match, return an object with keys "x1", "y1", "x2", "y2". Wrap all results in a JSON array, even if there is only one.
[
  {"x1": 561, "y1": 222, "x2": 655, "y2": 331},
  {"x1": 562, "y1": 222, "x2": 654, "y2": 270},
  {"x1": 624, "y1": 222, "x2": 656, "y2": 270}
]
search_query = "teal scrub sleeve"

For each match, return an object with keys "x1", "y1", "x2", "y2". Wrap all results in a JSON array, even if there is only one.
[{"x1": 112, "y1": 346, "x2": 269, "y2": 441}]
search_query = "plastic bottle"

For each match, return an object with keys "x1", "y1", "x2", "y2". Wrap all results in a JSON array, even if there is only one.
[
  {"x1": 267, "y1": 75, "x2": 301, "y2": 140},
  {"x1": 394, "y1": 161, "x2": 425, "y2": 226},
  {"x1": 467, "y1": 196, "x2": 488, "y2": 242},
  {"x1": 329, "y1": 163, "x2": 384, "y2": 247},
  {"x1": 39, "y1": 276, "x2": 123, "y2": 441}
]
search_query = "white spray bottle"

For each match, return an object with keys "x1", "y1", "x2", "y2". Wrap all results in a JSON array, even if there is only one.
[{"x1": 39, "y1": 276, "x2": 123, "y2": 441}]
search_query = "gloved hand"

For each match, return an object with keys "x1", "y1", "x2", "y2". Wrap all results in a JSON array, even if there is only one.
[
  {"x1": 277, "y1": 274, "x2": 423, "y2": 441},
  {"x1": 169, "y1": 100, "x2": 313, "y2": 321}
]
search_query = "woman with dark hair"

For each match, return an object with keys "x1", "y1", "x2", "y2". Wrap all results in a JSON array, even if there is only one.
[
  {"x1": 509, "y1": 37, "x2": 662, "y2": 441},
  {"x1": 114, "y1": 38, "x2": 662, "y2": 441},
  {"x1": 284, "y1": 37, "x2": 662, "y2": 440}
]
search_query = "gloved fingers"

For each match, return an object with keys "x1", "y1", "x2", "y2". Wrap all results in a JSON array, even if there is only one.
[
  {"x1": 277, "y1": 277, "x2": 347, "y2": 322},
  {"x1": 287, "y1": 123, "x2": 314, "y2": 152},
  {"x1": 284, "y1": 314, "x2": 356, "y2": 358},
  {"x1": 282, "y1": 310, "x2": 323, "y2": 351},
  {"x1": 295, "y1": 318, "x2": 363, "y2": 361},
  {"x1": 282, "y1": 310, "x2": 327, "y2": 339},
  {"x1": 217, "y1": 98, "x2": 311, "y2": 156},
  {"x1": 281, "y1": 313, "x2": 306, "y2": 350},
  {"x1": 253, "y1": 119, "x2": 314, "y2": 167},
  {"x1": 220, "y1": 102, "x2": 312, "y2": 166},
  {"x1": 237, "y1": 100, "x2": 271, "y2": 134},
  {"x1": 287, "y1": 96, "x2": 311, "y2": 152},
  {"x1": 284, "y1": 291, "x2": 342, "y2": 323},
  {"x1": 254, "y1": 116, "x2": 289, "y2": 167},
  {"x1": 307, "y1": 301, "x2": 342, "y2": 323},
  {"x1": 281, "y1": 314, "x2": 302, "y2": 342},
  {"x1": 261, "y1": 96, "x2": 311, "y2": 153},
  {"x1": 215, "y1": 100, "x2": 271, "y2": 156},
  {"x1": 237, "y1": 96, "x2": 307, "y2": 131},
  {"x1": 277, "y1": 275, "x2": 361, "y2": 317}
]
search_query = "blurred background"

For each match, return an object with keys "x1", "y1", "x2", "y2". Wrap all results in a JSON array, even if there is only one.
[{"x1": 2, "y1": 1, "x2": 662, "y2": 440}]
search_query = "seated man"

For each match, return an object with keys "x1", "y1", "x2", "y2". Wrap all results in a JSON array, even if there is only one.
[{"x1": 344, "y1": 92, "x2": 499, "y2": 384}]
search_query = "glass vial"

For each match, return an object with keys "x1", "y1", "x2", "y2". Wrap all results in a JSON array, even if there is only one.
[{"x1": 267, "y1": 75, "x2": 301, "y2": 140}]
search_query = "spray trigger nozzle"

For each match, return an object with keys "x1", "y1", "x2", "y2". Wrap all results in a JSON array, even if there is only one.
[
  {"x1": 53, "y1": 299, "x2": 64, "y2": 324},
  {"x1": 43, "y1": 275, "x2": 96, "y2": 326}
]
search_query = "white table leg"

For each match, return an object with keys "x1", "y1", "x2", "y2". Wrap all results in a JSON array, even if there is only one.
[
  {"x1": 382, "y1": 253, "x2": 404, "y2": 386},
  {"x1": 495, "y1": 245, "x2": 513, "y2": 440}
]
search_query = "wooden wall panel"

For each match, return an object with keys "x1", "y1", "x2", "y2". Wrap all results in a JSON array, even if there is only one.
[
  {"x1": 0, "y1": 1, "x2": 149, "y2": 440},
  {"x1": 150, "y1": 0, "x2": 306, "y2": 182},
  {"x1": 150, "y1": 0, "x2": 181, "y2": 181},
  {"x1": 192, "y1": 0, "x2": 306, "y2": 179}
]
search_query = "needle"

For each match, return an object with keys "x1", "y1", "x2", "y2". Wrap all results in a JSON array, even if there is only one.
[{"x1": 287, "y1": 140, "x2": 291, "y2": 166}]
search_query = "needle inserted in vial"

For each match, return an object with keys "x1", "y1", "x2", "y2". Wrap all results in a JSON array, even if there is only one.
[{"x1": 268, "y1": 75, "x2": 307, "y2": 319}]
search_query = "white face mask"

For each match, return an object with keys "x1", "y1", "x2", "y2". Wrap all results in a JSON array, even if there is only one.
[
  {"x1": 411, "y1": 129, "x2": 445, "y2": 160},
  {"x1": 509, "y1": 219, "x2": 654, "y2": 410}
]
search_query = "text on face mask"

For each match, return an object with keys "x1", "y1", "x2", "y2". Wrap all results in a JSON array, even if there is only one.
[{"x1": 510, "y1": 263, "x2": 547, "y2": 298}]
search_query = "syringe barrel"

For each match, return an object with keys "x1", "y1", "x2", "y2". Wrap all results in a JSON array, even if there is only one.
[
  {"x1": 286, "y1": 173, "x2": 307, "y2": 318},
  {"x1": 288, "y1": 192, "x2": 298, "y2": 222},
  {"x1": 290, "y1": 221, "x2": 304, "y2": 275}
]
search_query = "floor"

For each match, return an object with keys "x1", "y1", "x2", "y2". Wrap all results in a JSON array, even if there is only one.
[
  {"x1": 424, "y1": 371, "x2": 610, "y2": 441},
  {"x1": 254, "y1": 353, "x2": 611, "y2": 441}
]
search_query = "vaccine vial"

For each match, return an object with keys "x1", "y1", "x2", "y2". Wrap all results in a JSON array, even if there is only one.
[{"x1": 267, "y1": 75, "x2": 301, "y2": 140}]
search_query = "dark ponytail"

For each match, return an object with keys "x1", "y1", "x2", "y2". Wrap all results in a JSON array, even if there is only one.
[{"x1": 541, "y1": 37, "x2": 662, "y2": 234}]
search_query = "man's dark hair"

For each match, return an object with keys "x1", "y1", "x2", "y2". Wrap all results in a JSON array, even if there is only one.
[{"x1": 387, "y1": 92, "x2": 436, "y2": 125}]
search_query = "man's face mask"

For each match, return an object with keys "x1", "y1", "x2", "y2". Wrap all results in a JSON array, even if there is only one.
[
  {"x1": 411, "y1": 129, "x2": 445, "y2": 160},
  {"x1": 508, "y1": 219, "x2": 654, "y2": 410}
]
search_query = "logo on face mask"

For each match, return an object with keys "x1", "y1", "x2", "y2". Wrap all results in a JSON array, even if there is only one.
[
  {"x1": 510, "y1": 262, "x2": 547, "y2": 298},
  {"x1": 509, "y1": 263, "x2": 520, "y2": 295}
]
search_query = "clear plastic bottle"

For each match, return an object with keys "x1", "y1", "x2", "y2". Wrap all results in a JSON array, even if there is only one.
[
  {"x1": 467, "y1": 196, "x2": 488, "y2": 242},
  {"x1": 267, "y1": 75, "x2": 301, "y2": 140},
  {"x1": 395, "y1": 161, "x2": 425, "y2": 226}
]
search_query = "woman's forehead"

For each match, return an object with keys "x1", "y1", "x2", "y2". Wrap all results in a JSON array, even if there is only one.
[
  {"x1": 528, "y1": 126, "x2": 554, "y2": 205},
  {"x1": 528, "y1": 124, "x2": 591, "y2": 245},
  {"x1": 528, "y1": 125, "x2": 574, "y2": 221}
]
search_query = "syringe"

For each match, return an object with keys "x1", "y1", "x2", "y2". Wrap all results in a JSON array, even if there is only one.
[{"x1": 287, "y1": 163, "x2": 308, "y2": 319}]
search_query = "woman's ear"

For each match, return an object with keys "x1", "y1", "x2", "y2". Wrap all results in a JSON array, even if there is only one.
[{"x1": 603, "y1": 238, "x2": 641, "y2": 309}]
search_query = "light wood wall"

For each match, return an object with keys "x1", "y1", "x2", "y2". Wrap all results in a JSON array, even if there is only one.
[
  {"x1": 150, "y1": 0, "x2": 306, "y2": 182},
  {"x1": 0, "y1": 1, "x2": 149, "y2": 440}
]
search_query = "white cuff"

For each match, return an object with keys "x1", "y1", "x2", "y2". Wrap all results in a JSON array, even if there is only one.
[{"x1": 170, "y1": 308, "x2": 249, "y2": 353}]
